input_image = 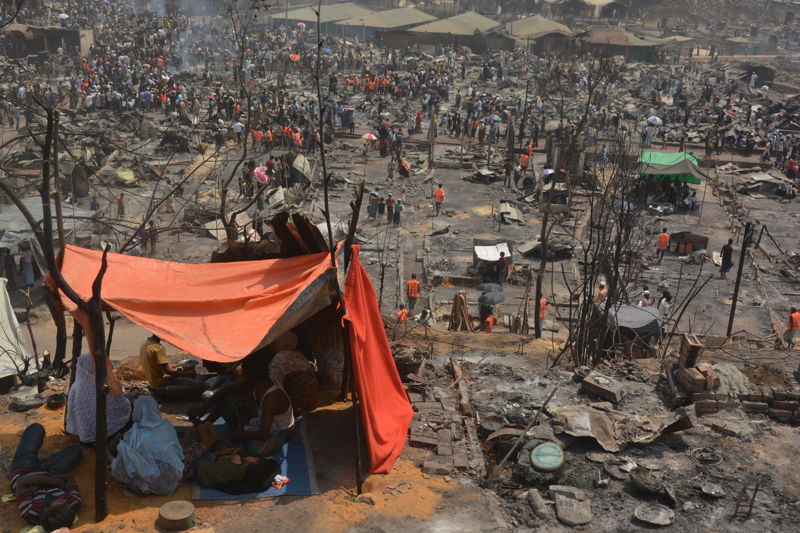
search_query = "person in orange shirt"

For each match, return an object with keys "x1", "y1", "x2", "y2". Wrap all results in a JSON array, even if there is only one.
[
  {"x1": 264, "y1": 128, "x2": 274, "y2": 151},
  {"x1": 782, "y1": 307, "x2": 800, "y2": 349},
  {"x1": 252, "y1": 129, "x2": 263, "y2": 150},
  {"x1": 520, "y1": 153, "x2": 529, "y2": 175},
  {"x1": 433, "y1": 183, "x2": 445, "y2": 216},
  {"x1": 538, "y1": 298, "x2": 548, "y2": 320},
  {"x1": 406, "y1": 274, "x2": 420, "y2": 312},
  {"x1": 481, "y1": 313, "x2": 496, "y2": 332},
  {"x1": 655, "y1": 227, "x2": 669, "y2": 264},
  {"x1": 396, "y1": 303, "x2": 408, "y2": 325}
]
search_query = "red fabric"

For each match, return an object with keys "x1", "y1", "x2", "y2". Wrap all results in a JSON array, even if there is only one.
[
  {"x1": 52, "y1": 245, "x2": 332, "y2": 363},
  {"x1": 343, "y1": 246, "x2": 413, "y2": 474}
]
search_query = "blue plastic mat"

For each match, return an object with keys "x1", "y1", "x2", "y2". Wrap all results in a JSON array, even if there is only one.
[{"x1": 192, "y1": 418, "x2": 317, "y2": 499}]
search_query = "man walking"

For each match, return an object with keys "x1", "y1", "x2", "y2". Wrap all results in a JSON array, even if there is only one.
[
  {"x1": 433, "y1": 183, "x2": 445, "y2": 216},
  {"x1": 406, "y1": 274, "x2": 420, "y2": 312},
  {"x1": 116, "y1": 193, "x2": 125, "y2": 219},
  {"x1": 385, "y1": 194, "x2": 396, "y2": 224},
  {"x1": 656, "y1": 227, "x2": 669, "y2": 264},
  {"x1": 780, "y1": 307, "x2": 800, "y2": 350},
  {"x1": 719, "y1": 238, "x2": 734, "y2": 279},
  {"x1": 497, "y1": 252, "x2": 509, "y2": 285}
]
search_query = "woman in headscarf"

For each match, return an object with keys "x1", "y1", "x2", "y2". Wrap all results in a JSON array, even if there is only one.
[
  {"x1": 66, "y1": 353, "x2": 132, "y2": 447},
  {"x1": 111, "y1": 396, "x2": 184, "y2": 496}
]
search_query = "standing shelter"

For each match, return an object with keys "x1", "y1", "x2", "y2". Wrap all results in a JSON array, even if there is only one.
[{"x1": 49, "y1": 242, "x2": 413, "y2": 475}]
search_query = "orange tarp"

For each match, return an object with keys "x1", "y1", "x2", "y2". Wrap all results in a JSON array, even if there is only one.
[
  {"x1": 54, "y1": 245, "x2": 333, "y2": 363},
  {"x1": 51, "y1": 245, "x2": 412, "y2": 474},
  {"x1": 343, "y1": 246, "x2": 414, "y2": 473}
]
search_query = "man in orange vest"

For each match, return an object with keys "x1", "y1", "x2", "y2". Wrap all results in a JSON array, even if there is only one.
[
  {"x1": 433, "y1": 183, "x2": 445, "y2": 216},
  {"x1": 782, "y1": 307, "x2": 800, "y2": 349},
  {"x1": 481, "y1": 313, "x2": 496, "y2": 332},
  {"x1": 656, "y1": 227, "x2": 669, "y2": 264},
  {"x1": 520, "y1": 153, "x2": 529, "y2": 175},
  {"x1": 406, "y1": 273, "x2": 420, "y2": 312}
]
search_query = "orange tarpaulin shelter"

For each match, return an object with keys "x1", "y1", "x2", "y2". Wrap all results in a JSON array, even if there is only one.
[{"x1": 50, "y1": 244, "x2": 412, "y2": 474}]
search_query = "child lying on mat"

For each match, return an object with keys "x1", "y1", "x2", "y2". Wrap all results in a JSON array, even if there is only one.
[{"x1": 184, "y1": 422, "x2": 280, "y2": 494}]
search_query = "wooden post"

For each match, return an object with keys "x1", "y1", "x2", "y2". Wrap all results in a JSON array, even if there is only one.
[
  {"x1": 52, "y1": 111, "x2": 66, "y2": 249},
  {"x1": 727, "y1": 222, "x2": 752, "y2": 337}
]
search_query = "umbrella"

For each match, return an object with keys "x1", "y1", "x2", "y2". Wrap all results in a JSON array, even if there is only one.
[
  {"x1": 321, "y1": 48, "x2": 333, "y2": 54},
  {"x1": 724, "y1": 109, "x2": 735, "y2": 117},
  {"x1": 478, "y1": 292, "x2": 505, "y2": 306},
  {"x1": 647, "y1": 116, "x2": 662, "y2": 126},
  {"x1": 613, "y1": 200, "x2": 636, "y2": 212},
  {"x1": 489, "y1": 114, "x2": 501, "y2": 121},
  {"x1": 297, "y1": 22, "x2": 306, "y2": 28},
  {"x1": 289, "y1": 53, "x2": 300, "y2": 62},
  {"x1": 477, "y1": 283, "x2": 502, "y2": 293},
  {"x1": 543, "y1": 168, "x2": 555, "y2": 176},
  {"x1": 57, "y1": 13, "x2": 69, "y2": 20},
  {"x1": 361, "y1": 133, "x2": 377, "y2": 141},
  {"x1": 253, "y1": 167, "x2": 270, "y2": 184}
]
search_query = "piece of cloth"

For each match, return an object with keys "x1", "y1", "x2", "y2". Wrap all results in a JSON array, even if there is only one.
[
  {"x1": 139, "y1": 339, "x2": 169, "y2": 387},
  {"x1": 197, "y1": 459, "x2": 248, "y2": 488},
  {"x1": 10, "y1": 424, "x2": 82, "y2": 525},
  {"x1": 51, "y1": 246, "x2": 333, "y2": 364},
  {"x1": 343, "y1": 246, "x2": 413, "y2": 474},
  {"x1": 66, "y1": 354, "x2": 132, "y2": 444},
  {"x1": 111, "y1": 396, "x2": 184, "y2": 496}
]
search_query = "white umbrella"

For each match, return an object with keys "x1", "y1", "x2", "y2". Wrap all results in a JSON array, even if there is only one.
[
  {"x1": 57, "y1": 13, "x2": 69, "y2": 20},
  {"x1": 647, "y1": 116, "x2": 663, "y2": 126}
]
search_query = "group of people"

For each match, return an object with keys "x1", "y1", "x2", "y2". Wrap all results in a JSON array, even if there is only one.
[{"x1": 9, "y1": 328, "x2": 316, "y2": 531}]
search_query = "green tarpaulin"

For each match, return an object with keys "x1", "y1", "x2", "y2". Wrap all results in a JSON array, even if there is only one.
[
  {"x1": 638, "y1": 152, "x2": 704, "y2": 185},
  {"x1": 639, "y1": 151, "x2": 700, "y2": 166}
]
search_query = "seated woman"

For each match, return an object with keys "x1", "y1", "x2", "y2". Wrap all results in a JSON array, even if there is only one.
[
  {"x1": 183, "y1": 422, "x2": 280, "y2": 494},
  {"x1": 66, "y1": 353, "x2": 132, "y2": 447},
  {"x1": 111, "y1": 396, "x2": 184, "y2": 496},
  {"x1": 189, "y1": 354, "x2": 295, "y2": 458}
]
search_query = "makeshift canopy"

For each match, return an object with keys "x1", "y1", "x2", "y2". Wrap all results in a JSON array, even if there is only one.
[
  {"x1": 50, "y1": 245, "x2": 412, "y2": 474},
  {"x1": 638, "y1": 151, "x2": 706, "y2": 185},
  {"x1": 597, "y1": 302, "x2": 662, "y2": 338}
]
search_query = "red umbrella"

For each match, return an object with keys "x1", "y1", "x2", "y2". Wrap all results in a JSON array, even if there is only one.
[
  {"x1": 297, "y1": 22, "x2": 306, "y2": 28},
  {"x1": 289, "y1": 53, "x2": 300, "y2": 62},
  {"x1": 361, "y1": 133, "x2": 378, "y2": 141},
  {"x1": 725, "y1": 109, "x2": 735, "y2": 117}
]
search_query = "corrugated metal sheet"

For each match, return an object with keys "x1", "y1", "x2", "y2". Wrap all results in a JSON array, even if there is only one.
[
  {"x1": 284, "y1": 2, "x2": 373, "y2": 24},
  {"x1": 505, "y1": 15, "x2": 571, "y2": 39},
  {"x1": 339, "y1": 7, "x2": 436, "y2": 29},
  {"x1": 409, "y1": 11, "x2": 499, "y2": 36},
  {"x1": 579, "y1": 28, "x2": 653, "y2": 47}
]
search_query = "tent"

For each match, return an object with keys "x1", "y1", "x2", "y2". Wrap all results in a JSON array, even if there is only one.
[
  {"x1": 597, "y1": 302, "x2": 662, "y2": 339},
  {"x1": 49, "y1": 244, "x2": 412, "y2": 474},
  {"x1": 638, "y1": 152, "x2": 706, "y2": 185},
  {"x1": 0, "y1": 277, "x2": 31, "y2": 379}
]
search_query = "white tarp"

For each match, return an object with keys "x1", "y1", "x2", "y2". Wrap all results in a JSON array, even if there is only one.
[
  {"x1": 203, "y1": 212, "x2": 252, "y2": 242},
  {"x1": 0, "y1": 277, "x2": 31, "y2": 378},
  {"x1": 474, "y1": 242, "x2": 510, "y2": 261}
]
